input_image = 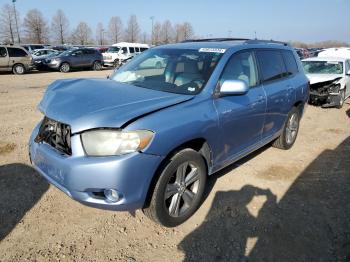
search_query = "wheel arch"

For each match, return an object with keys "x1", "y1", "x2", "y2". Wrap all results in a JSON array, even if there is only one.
[{"x1": 143, "y1": 138, "x2": 212, "y2": 209}]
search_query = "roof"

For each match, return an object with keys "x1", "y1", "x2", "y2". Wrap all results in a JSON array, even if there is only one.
[{"x1": 302, "y1": 57, "x2": 349, "y2": 62}]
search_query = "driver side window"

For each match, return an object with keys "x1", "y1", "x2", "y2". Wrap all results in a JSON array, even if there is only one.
[{"x1": 220, "y1": 51, "x2": 258, "y2": 87}]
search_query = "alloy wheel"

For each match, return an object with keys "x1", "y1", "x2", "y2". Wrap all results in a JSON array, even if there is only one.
[
  {"x1": 164, "y1": 161, "x2": 200, "y2": 217},
  {"x1": 286, "y1": 113, "x2": 299, "y2": 144}
]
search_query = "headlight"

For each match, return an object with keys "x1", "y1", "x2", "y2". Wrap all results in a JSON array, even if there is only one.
[{"x1": 81, "y1": 129, "x2": 154, "y2": 156}]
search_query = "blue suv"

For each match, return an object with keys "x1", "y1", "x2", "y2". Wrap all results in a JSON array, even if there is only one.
[{"x1": 29, "y1": 39, "x2": 309, "y2": 227}]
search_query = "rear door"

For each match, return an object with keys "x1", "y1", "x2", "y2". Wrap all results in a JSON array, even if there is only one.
[
  {"x1": 256, "y1": 49, "x2": 295, "y2": 140},
  {"x1": 7, "y1": 47, "x2": 31, "y2": 67},
  {"x1": 0, "y1": 47, "x2": 9, "y2": 71}
]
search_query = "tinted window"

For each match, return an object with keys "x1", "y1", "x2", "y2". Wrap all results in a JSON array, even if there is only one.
[
  {"x1": 257, "y1": 50, "x2": 285, "y2": 82},
  {"x1": 122, "y1": 47, "x2": 127, "y2": 53},
  {"x1": 135, "y1": 47, "x2": 140, "y2": 52},
  {"x1": 220, "y1": 51, "x2": 258, "y2": 87},
  {"x1": 0, "y1": 47, "x2": 7, "y2": 57},
  {"x1": 33, "y1": 45, "x2": 44, "y2": 50},
  {"x1": 22, "y1": 46, "x2": 29, "y2": 51},
  {"x1": 140, "y1": 47, "x2": 148, "y2": 52},
  {"x1": 7, "y1": 47, "x2": 28, "y2": 57},
  {"x1": 83, "y1": 49, "x2": 95, "y2": 55},
  {"x1": 129, "y1": 47, "x2": 135, "y2": 53},
  {"x1": 72, "y1": 50, "x2": 84, "y2": 56},
  {"x1": 282, "y1": 50, "x2": 299, "y2": 75}
]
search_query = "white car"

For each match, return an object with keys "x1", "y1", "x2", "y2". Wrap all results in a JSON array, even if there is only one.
[
  {"x1": 318, "y1": 48, "x2": 350, "y2": 59},
  {"x1": 102, "y1": 42, "x2": 149, "y2": 67},
  {"x1": 31, "y1": 49, "x2": 57, "y2": 58},
  {"x1": 302, "y1": 57, "x2": 350, "y2": 108}
]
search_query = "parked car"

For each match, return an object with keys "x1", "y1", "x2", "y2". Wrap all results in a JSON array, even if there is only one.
[
  {"x1": 0, "y1": 45, "x2": 33, "y2": 74},
  {"x1": 21, "y1": 44, "x2": 46, "y2": 53},
  {"x1": 31, "y1": 49, "x2": 57, "y2": 58},
  {"x1": 45, "y1": 48, "x2": 103, "y2": 72},
  {"x1": 33, "y1": 51, "x2": 62, "y2": 70},
  {"x1": 102, "y1": 42, "x2": 149, "y2": 67},
  {"x1": 302, "y1": 56, "x2": 350, "y2": 108},
  {"x1": 317, "y1": 47, "x2": 350, "y2": 59},
  {"x1": 29, "y1": 39, "x2": 309, "y2": 227}
]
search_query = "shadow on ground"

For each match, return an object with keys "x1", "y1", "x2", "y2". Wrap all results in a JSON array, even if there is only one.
[
  {"x1": 179, "y1": 137, "x2": 350, "y2": 262},
  {"x1": 0, "y1": 163, "x2": 49, "y2": 241}
]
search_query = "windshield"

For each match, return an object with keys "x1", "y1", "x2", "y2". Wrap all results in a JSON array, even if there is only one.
[
  {"x1": 111, "y1": 48, "x2": 224, "y2": 95},
  {"x1": 302, "y1": 61, "x2": 343, "y2": 74},
  {"x1": 107, "y1": 46, "x2": 121, "y2": 53}
]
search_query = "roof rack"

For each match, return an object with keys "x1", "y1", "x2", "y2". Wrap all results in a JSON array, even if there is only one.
[
  {"x1": 181, "y1": 38, "x2": 289, "y2": 46},
  {"x1": 181, "y1": 38, "x2": 250, "y2": 43},
  {"x1": 246, "y1": 39, "x2": 289, "y2": 46}
]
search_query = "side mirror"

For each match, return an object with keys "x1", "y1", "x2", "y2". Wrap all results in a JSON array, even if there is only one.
[{"x1": 220, "y1": 80, "x2": 249, "y2": 96}]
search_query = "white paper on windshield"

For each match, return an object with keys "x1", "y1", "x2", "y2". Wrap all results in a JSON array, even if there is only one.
[{"x1": 199, "y1": 48, "x2": 226, "y2": 53}]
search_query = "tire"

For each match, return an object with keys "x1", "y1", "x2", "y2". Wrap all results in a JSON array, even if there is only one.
[
  {"x1": 336, "y1": 89, "x2": 345, "y2": 109},
  {"x1": 92, "y1": 60, "x2": 102, "y2": 71},
  {"x1": 12, "y1": 64, "x2": 26, "y2": 75},
  {"x1": 113, "y1": 59, "x2": 120, "y2": 68},
  {"x1": 59, "y1": 62, "x2": 70, "y2": 73},
  {"x1": 272, "y1": 107, "x2": 300, "y2": 150},
  {"x1": 143, "y1": 149, "x2": 207, "y2": 227}
]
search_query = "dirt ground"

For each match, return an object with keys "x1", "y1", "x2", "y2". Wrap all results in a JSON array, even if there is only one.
[{"x1": 0, "y1": 69, "x2": 349, "y2": 262}]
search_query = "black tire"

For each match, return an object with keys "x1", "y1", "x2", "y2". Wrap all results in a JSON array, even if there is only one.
[
  {"x1": 272, "y1": 107, "x2": 300, "y2": 150},
  {"x1": 143, "y1": 149, "x2": 207, "y2": 227},
  {"x1": 59, "y1": 62, "x2": 70, "y2": 73},
  {"x1": 336, "y1": 89, "x2": 345, "y2": 109},
  {"x1": 12, "y1": 64, "x2": 26, "y2": 75},
  {"x1": 113, "y1": 59, "x2": 120, "y2": 68},
  {"x1": 92, "y1": 60, "x2": 102, "y2": 71}
]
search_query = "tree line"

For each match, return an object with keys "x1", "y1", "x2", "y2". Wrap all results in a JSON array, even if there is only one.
[{"x1": 0, "y1": 5, "x2": 195, "y2": 45}]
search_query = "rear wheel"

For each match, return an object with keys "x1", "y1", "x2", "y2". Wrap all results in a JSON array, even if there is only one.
[
  {"x1": 60, "y1": 62, "x2": 70, "y2": 73},
  {"x1": 13, "y1": 64, "x2": 26, "y2": 75},
  {"x1": 92, "y1": 60, "x2": 102, "y2": 71},
  {"x1": 143, "y1": 149, "x2": 207, "y2": 227},
  {"x1": 272, "y1": 107, "x2": 300, "y2": 150}
]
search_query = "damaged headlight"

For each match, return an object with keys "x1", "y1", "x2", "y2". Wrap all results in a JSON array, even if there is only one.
[
  {"x1": 328, "y1": 84, "x2": 341, "y2": 93},
  {"x1": 81, "y1": 129, "x2": 154, "y2": 156}
]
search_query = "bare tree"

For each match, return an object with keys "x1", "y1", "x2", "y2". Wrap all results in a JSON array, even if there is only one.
[
  {"x1": 182, "y1": 22, "x2": 194, "y2": 40},
  {"x1": 161, "y1": 20, "x2": 174, "y2": 44},
  {"x1": 95, "y1": 22, "x2": 105, "y2": 45},
  {"x1": 141, "y1": 32, "x2": 149, "y2": 44},
  {"x1": 51, "y1": 9, "x2": 69, "y2": 44},
  {"x1": 0, "y1": 4, "x2": 16, "y2": 44},
  {"x1": 125, "y1": 15, "x2": 140, "y2": 42},
  {"x1": 23, "y1": 9, "x2": 49, "y2": 44},
  {"x1": 71, "y1": 22, "x2": 92, "y2": 45},
  {"x1": 108, "y1": 16, "x2": 123, "y2": 44},
  {"x1": 153, "y1": 22, "x2": 162, "y2": 45}
]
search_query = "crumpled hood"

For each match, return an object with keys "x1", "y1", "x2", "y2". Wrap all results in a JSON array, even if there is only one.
[
  {"x1": 306, "y1": 74, "x2": 342, "y2": 85},
  {"x1": 38, "y1": 78, "x2": 194, "y2": 133}
]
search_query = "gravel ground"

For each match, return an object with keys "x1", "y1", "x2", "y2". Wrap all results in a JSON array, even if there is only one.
[{"x1": 0, "y1": 70, "x2": 349, "y2": 262}]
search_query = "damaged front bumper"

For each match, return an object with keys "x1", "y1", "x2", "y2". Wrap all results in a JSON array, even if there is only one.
[{"x1": 308, "y1": 78, "x2": 342, "y2": 108}]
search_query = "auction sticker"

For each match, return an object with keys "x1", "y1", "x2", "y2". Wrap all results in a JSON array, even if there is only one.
[{"x1": 199, "y1": 48, "x2": 226, "y2": 53}]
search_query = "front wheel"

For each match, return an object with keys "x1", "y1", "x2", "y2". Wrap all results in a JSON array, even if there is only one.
[
  {"x1": 272, "y1": 107, "x2": 300, "y2": 150},
  {"x1": 337, "y1": 89, "x2": 345, "y2": 109},
  {"x1": 143, "y1": 149, "x2": 207, "y2": 227},
  {"x1": 60, "y1": 62, "x2": 70, "y2": 73}
]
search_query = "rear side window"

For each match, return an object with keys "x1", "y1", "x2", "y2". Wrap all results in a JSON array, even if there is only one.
[
  {"x1": 140, "y1": 48, "x2": 148, "y2": 52},
  {"x1": 129, "y1": 47, "x2": 135, "y2": 53},
  {"x1": 122, "y1": 47, "x2": 128, "y2": 53},
  {"x1": 257, "y1": 50, "x2": 286, "y2": 82},
  {"x1": 7, "y1": 47, "x2": 28, "y2": 57},
  {"x1": 0, "y1": 47, "x2": 7, "y2": 57},
  {"x1": 282, "y1": 50, "x2": 299, "y2": 76},
  {"x1": 83, "y1": 49, "x2": 95, "y2": 55}
]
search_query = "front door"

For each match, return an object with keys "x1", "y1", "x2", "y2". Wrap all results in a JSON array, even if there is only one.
[{"x1": 214, "y1": 50, "x2": 266, "y2": 166}]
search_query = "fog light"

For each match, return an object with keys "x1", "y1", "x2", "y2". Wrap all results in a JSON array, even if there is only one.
[{"x1": 104, "y1": 189, "x2": 120, "y2": 202}]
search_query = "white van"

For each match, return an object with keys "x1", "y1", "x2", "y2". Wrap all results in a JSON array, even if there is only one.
[{"x1": 102, "y1": 42, "x2": 149, "y2": 67}]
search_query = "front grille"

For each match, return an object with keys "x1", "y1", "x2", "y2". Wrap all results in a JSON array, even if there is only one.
[{"x1": 35, "y1": 117, "x2": 72, "y2": 155}]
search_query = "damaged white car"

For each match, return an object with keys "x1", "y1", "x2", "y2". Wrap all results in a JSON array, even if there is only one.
[{"x1": 302, "y1": 57, "x2": 350, "y2": 108}]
